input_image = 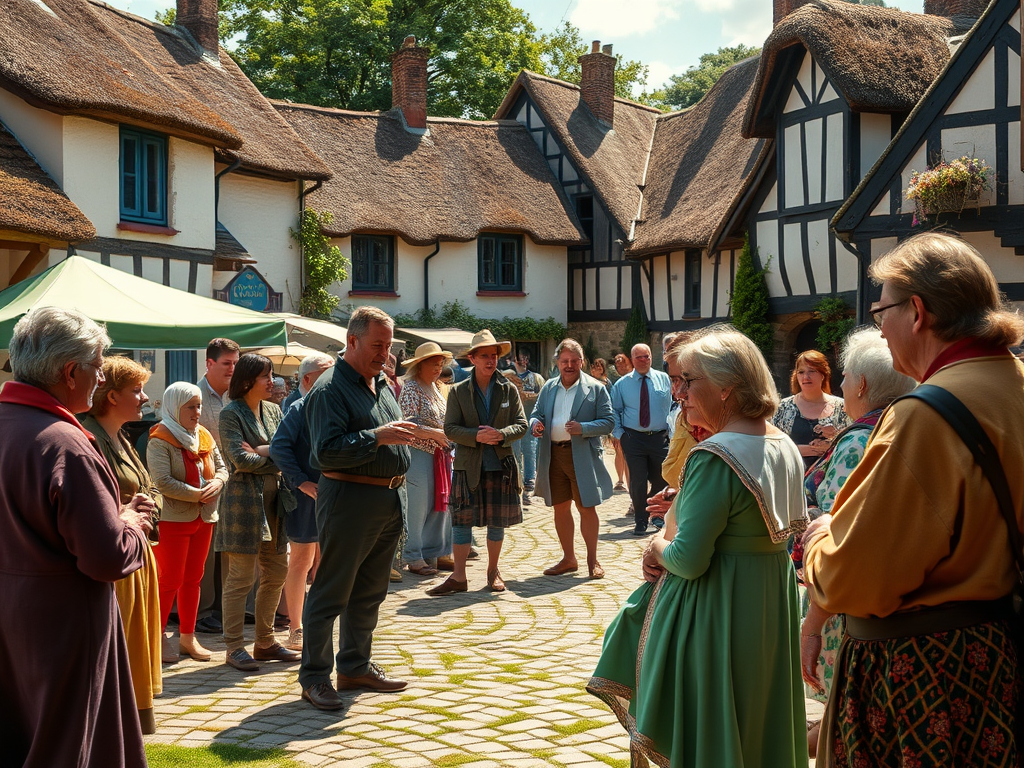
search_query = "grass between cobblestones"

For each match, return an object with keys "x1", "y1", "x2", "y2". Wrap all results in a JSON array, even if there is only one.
[{"x1": 145, "y1": 744, "x2": 302, "y2": 767}]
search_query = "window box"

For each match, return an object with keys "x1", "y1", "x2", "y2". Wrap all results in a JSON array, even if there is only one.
[
  {"x1": 478, "y1": 234, "x2": 523, "y2": 292},
  {"x1": 120, "y1": 127, "x2": 168, "y2": 226}
]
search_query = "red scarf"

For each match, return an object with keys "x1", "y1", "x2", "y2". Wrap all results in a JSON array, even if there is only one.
[
  {"x1": 921, "y1": 337, "x2": 1009, "y2": 382},
  {"x1": 149, "y1": 423, "x2": 217, "y2": 488},
  {"x1": 0, "y1": 381, "x2": 96, "y2": 441}
]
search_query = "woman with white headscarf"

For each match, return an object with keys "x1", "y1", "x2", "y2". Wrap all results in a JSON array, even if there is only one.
[{"x1": 147, "y1": 382, "x2": 229, "y2": 663}]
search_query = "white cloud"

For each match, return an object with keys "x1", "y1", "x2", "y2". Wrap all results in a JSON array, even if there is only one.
[
  {"x1": 645, "y1": 60, "x2": 687, "y2": 90},
  {"x1": 569, "y1": 0, "x2": 681, "y2": 38},
  {"x1": 717, "y1": 0, "x2": 773, "y2": 46}
]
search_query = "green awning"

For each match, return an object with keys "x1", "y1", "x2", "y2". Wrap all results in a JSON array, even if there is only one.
[{"x1": 0, "y1": 256, "x2": 287, "y2": 349}]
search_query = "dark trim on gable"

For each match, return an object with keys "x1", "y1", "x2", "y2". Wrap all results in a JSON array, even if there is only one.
[
  {"x1": 835, "y1": 0, "x2": 1018, "y2": 233},
  {"x1": 567, "y1": 309, "x2": 631, "y2": 322},
  {"x1": 76, "y1": 237, "x2": 216, "y2": 263}
]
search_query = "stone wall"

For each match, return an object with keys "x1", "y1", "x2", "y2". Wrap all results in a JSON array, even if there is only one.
[{"x1": 568, "y1": 320, "x2": 632, "y2": 361}]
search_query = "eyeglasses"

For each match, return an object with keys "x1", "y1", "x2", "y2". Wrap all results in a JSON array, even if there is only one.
[
  {"x1": 669, "y1": 375, "x2": 705, "y2": 392},
  {"x1": 633, "y1": 355, "x2": 652, "y2": 361},
  {"x1": 869, "y1": 299, "x2": 909, "y2": 328}
]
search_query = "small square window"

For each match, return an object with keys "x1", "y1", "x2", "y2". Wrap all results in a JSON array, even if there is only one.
[
  {"x1": 120, "y1": 127, "x2": 167, "y2": 225},
  {"x1": 352, "y1": 235, "x2": 395, "y2": 291},
  {"x1": 478, "y1": 234, "x2": 523, "y2": 292}
]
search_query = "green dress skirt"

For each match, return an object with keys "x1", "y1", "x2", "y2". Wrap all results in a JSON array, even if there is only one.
[{"x1": 588, "y1": 451, "x2": 807, "y2": 767}]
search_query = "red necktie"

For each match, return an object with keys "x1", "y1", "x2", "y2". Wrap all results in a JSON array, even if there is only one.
[{"x1": 639, "y1": 375, "x2": 650, "y2": 428}]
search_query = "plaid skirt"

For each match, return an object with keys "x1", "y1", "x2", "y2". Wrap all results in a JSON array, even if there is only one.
[
  {"x1": 450, "y1": 466, "x2": 523, "y2": 529},
  {"x1": 820, "y1": 618, "x2": 1019, "y2": 768}
]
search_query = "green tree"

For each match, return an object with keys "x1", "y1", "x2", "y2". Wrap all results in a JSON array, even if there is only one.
[
  {"x1": 539, "y1": 22, "x2": 654, "y2": 106},
  {"x1": 292, "y1": 209, "x2": 348, "y2": 319},
  {"x1": 218, "y1": 0, "x2": 548, "y2": 118},
  {"x1": 653, "y1": 44, "x2": 761, "y2": 111},
  {"x1": 729, "y1": 234, "x2": 774, "y2": 361},
  {"x1": 814, "y1": 297, "x2": 856, "y2": 359}
]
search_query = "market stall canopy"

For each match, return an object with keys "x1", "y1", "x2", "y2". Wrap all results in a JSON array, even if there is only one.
[
  {"x1": 395, "y1": 327, "x2": 476, "y2": 355},
  {"x1": 271, "y1": 313, "x2": 347, "y2": 354},
  {"x1": 251, "y1": 342, "x2": 324, "y2": 375},
  {"x1": 0, "y1": 256, "x2": 287, "y2": 349}
]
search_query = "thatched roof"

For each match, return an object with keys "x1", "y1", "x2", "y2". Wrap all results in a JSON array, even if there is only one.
[
  {"x1": 494, "y1": 72, "x2": 662, "y2": 236},
  {"x1": 276, "y1": 103, "x2": 586, "y2": 246},
  {"x1": 744, "y1": 0, "x2": 957, "y2": 137},
  {"x1": 629, "y1": 58, "x2": 768, "y2": 256},
  {"x1": 0, "y1": 0, "x2": 331, "y2": 181},
  {"x1": 0, "y1": 121, "x2": 95, "y2": 242}
]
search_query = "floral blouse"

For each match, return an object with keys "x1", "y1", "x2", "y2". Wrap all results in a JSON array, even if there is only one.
[
  {"x1": 772, "y1": 393, "x2": 848, "y2": 438},
  {"x1": 398, "y1": 378, "x2": 448, "y2": 455},
  {"x1": 810, "y1": 428, "x2": 870, "y2": 513}
]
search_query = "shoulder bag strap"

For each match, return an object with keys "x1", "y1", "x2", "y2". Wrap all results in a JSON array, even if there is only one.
[{"x1": 893, "y1": 384, "x2": 1024, "y2": 581}]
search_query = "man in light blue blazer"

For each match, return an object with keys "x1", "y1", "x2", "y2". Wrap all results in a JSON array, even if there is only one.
[{"x1": 530, "y1": 338, "x2": 614, "y2": 579}]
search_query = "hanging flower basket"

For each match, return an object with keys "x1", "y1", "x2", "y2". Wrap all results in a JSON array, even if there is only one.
[{"x1": 905, "y1": 156, "x2": 992, "y2": 225}]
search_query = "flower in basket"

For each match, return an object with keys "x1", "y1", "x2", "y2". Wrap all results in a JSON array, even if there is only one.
[{"x1": 905, "y1": 156, "x2": 992, "y2": 223}]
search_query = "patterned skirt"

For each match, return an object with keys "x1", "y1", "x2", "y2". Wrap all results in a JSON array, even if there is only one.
[
  {"x1": 820, "y1": 619, "x2": 1019, "y2": 768},
  {"x1": 450, "y1": 468, "x2": 523, "y2": 529}
]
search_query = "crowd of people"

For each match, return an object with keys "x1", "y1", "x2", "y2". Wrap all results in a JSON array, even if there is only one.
[{"x1": 5, "y1": 231, "x2": 1024, "y2": 767}]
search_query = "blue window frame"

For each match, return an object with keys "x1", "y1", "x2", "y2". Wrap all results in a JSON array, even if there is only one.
[
  {"x1": 352, "y1": 235, "x2": 395, "y2": 291},
  {"x1": 120, "y1": 127, "x2": 167, "y2": 225},
  {"x1": 478, "y1": 234, "x2": 523, "y2": 291},
  {"x1": 684, "y1": 250, "x2": 701, "y2": 316}
]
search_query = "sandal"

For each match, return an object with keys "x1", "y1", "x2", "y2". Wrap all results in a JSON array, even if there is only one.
[{"x1": 487, "y1": 568, "x2": 506, "y2": 592}]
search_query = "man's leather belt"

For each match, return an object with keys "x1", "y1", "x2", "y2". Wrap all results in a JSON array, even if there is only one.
[
  {"x1": 321, "y1": 471, "x2": 405, "y2": 489},
  {"x1": 551, "y1": 440, "x2": 572, "y2": 447},
  {"x1": 625, "y1": 427, "x2": 666, "y2": 435},
  {"x1": 845, "y1": 598, "x2": 1012, "y2": 641}
]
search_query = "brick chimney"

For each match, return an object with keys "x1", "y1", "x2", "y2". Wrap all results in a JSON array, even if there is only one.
[
  {"x1": 177, "y1": 0, "x2": 219, "y2": 54},
  {"x1": 924, "y1": 0, "x2": 988, "y2": 18},
  {"x1": 391, "y1": 36, "x2": 429, "y2": 130},
  {"x1": 773, "y1": 0, "x2": 811, "y2": 26},
  {"x1": 579, "y1": 41, "x2": 616, "y2": 127}
]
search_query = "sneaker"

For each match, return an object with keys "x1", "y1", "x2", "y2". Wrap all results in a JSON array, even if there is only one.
[
  {"x1": 651, "y1": 516, "x2": 665, "y2": 530},
  {"x1": 286, "y1": 627, "x2": 303, "y2": 651},
  {"x1": 522, "y1": 493, "x2": 533, "y2": 506},
  {"x1": 614, "y1": 481, "x2": 626, "y2": 491}
]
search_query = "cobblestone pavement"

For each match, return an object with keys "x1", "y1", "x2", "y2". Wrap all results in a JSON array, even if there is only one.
[{"x1": 150, "y1": 472, "x2": 822, "y2": 767}]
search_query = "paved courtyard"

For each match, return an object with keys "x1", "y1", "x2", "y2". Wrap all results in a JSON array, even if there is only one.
[{"x1": 150, "y1": 473, "x2": 822, "y2": 767}]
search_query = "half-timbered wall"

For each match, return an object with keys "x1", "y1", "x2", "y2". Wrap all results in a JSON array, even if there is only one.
[
  {"x1": 638, "y1": 248, "x2": 738, "y2": 332},
  {"x1": 748, "y1": 51, "x2": 877, "y2": 314},
  {"x1": 510, "y1": 93, "x2": 636, "y2": 321},
  {"x1": 840, "y1": 0, "x2": 1024, "y2": 315}
]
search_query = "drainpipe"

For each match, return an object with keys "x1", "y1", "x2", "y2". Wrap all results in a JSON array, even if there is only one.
[
  {"x1": 214, "y1": 157, "x2": 242, "y2": 218},
  {"x1": 423, "y1": 238, "x2": 441, "y2": 313}
]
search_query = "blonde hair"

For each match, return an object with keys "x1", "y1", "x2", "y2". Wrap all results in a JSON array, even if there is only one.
[
  {"x1": 669, "y1": 325, "x2": 779, "y2": 420},
  {"x1": 89, "y1": 356, "x2": 151, "y2": 417},
  {"x1": 870, "y1": 232, "x2": 1024, "y2": 346}
]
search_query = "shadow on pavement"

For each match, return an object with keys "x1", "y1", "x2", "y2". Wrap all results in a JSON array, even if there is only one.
[{"x1": 212, "y1": 698, "x2": 353, "y2": 743}]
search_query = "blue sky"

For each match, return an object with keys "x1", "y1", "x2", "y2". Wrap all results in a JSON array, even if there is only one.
[{"x1": 105, "y1": 0, "x2": 925, "y2": 92}]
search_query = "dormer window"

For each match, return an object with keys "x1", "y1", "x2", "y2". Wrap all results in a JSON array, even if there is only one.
[{"x1": 120, "y1": 127, "x2": 167, "y2": 225}]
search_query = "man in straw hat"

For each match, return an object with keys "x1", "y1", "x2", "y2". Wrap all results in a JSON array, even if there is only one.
[
  {"x1": 298, "y1": 306, "x2": 418, "y2": 711},
  {"x1": 428, "y1": 330, "x2": 527, "y2": 596}
]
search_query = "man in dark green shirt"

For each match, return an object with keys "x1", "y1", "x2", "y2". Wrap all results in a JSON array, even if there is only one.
[{"x1": 298, "y1": 306, "x2": 418, "y2": 711}]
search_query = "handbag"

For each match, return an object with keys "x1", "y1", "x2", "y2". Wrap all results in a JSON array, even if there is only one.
[
  {"x1": 893, "y1": 385, "x2": 1024, "y2": 613},
  {"x1": 276, "y1": 478, "x2": 298, "y2": 519}
]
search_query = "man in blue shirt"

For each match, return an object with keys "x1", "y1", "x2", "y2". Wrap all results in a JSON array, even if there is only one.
[{"x1": 610, "y1": 343, "x2": 673, "y2": 535}]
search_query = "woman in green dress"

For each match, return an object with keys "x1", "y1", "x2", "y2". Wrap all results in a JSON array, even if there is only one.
[{"x1": 588, "y1": 327, "x2": 809, "y2": 767}]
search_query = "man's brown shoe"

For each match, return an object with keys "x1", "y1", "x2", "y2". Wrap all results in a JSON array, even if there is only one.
[
  {"x1": 436, "y1": 556, "x2": 455, "y2": 571},
  {"x1": 336, "y1": 662, "x2": 408, "y2": 692},
  {"x1": 253, "y1": 643, "x2": 301, "y2": 662},
  {"x1": 302, "y1": 681, "x2": 345, "y2": 711},
  {"x1": 426, "y1": 576, "x2": 468, "y2": 596}
]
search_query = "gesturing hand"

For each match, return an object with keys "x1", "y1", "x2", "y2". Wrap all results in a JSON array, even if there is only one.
[
  {"x1": 801, "y1": 632, "x2": 825, "y2": 694},
  {"x1": 531, "y1": 421, "x2": 545, "y2": 438},
  {"x1": 375, "y1": 421, "x2": 419, "y2": 446}
]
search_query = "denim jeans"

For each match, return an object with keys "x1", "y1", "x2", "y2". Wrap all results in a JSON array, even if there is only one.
[{"x1": 519, "y1": 433, "x2": 537, "y2": 488}]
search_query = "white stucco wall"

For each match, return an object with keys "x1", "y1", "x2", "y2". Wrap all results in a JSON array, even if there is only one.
[
  {"x1": 331, "y1": 236, "x2": 568, "y2": 324},
  {"x1": 0, "y1": 88, "x2": 64, "y2": 184},
  {"x1": 217, "y1": 172, "x2": 302, "y2": 311}
]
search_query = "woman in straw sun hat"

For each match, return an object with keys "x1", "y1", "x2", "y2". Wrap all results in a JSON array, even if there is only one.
[
  {"x1": 428, "y1": 330, "x2": 527, "y2": 596},
  {"x1": 399, "y1": 342, "x2": 456, "y2": 577}
]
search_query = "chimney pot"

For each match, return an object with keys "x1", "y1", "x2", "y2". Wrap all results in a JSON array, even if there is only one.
[
  {"x1": 773, "y1": 0, "x2": 811, "y2": 26},
  {"x1": 391, "y1": 36, "x2": 429, "y2": 130},
  {"x1": 177, "y1": 0, "x2": 219, "y2": 53},
  {"x1": 602, "y1": 44, "x2": 613, "y2": 55},
  {"x1": 578, "y1": 43, "x2": 616, "y2": 127},
  {"x1": 591, "y1": 40, "x2": 601, "y2": 53}
]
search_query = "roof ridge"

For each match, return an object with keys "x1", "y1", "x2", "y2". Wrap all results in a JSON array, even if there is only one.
[
  {"x1": 520, "y1": 69, "x2": 664, "y2": 114},
  {"x1": 273, "y1": 101, "x2": 526, "y2": 128},
  {"x1": 85, "y1": 0, "x2": 182, "y2": 37}
]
